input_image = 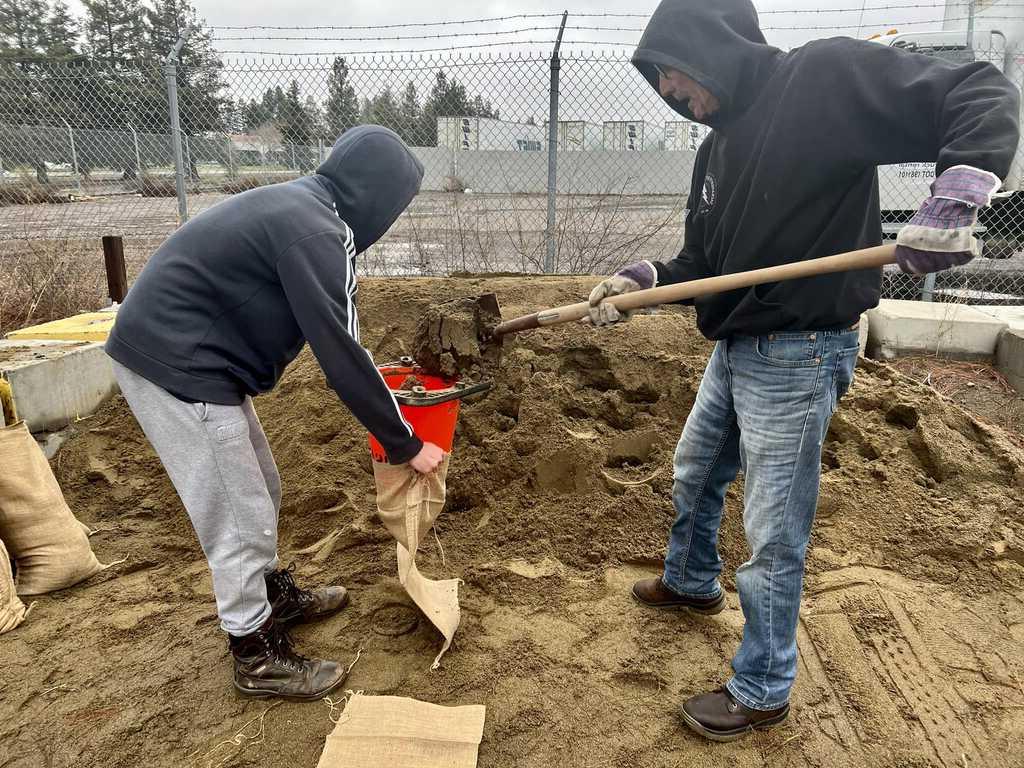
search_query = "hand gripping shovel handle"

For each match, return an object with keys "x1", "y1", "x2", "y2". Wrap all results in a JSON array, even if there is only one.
[{"x1": 491, "y1": 244, "x2": 897, "y2": 338}]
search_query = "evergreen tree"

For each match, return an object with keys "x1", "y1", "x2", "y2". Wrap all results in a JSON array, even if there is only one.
[
  {"x1": 0, "y1": 0, "x2": 48, "y2": 61},
  {"x1": 399, "y1": 81, "x2": 421, "y2": 145},
  {"x1": 324, "y1": 56, "x2": 358, "y2": 140},
  {"x1": 367, "y1": 87, "x2": 400, "y2": 134},
  {"x1": 82, "y1": 0, "x2": 147, "y2": 65},
  {"x1": 43, "y1": 1, "x2": 78, "y2": 58}
]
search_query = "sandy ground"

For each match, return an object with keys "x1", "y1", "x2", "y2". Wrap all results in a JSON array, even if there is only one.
[{"x1": 2, "y1": 276, "x2": 1024, "y2": 768}]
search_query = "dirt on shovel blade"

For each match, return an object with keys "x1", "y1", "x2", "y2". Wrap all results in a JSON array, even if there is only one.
[{"x1": 411, "y1": 294, "x2": 503, "y2": 378}]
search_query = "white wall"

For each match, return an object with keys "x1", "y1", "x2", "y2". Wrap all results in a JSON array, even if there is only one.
[{"x1": 410, "y1": 147, "x2": 697, "y2": 195}]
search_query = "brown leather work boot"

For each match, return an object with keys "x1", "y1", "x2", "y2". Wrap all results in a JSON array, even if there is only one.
[
  {"x1": 266, "y1": 563, "x2": 349, "y2": 627},
  {"x1": 681, "y1": 688, "x2": 790, "y2": 742},
  {"x1": 229, "y1": 616, "x2": 346, "y2": 701},
  {"x1": 631, "y1": 577, "x2": 726, "y2": 615}
]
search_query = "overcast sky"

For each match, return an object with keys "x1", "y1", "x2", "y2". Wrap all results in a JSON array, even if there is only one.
[
  {"x1": 61, "y1": 1, "x2": 977, "y2": 131},
  {"x1": 178, "y1": 0, "x2": 960, "y2": 56}
]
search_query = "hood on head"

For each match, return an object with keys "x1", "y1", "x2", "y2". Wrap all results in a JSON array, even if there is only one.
[
  {"x1": 631, "y1": 0, "x2": 780, "y2": 128},
  {"x1": 316, "y1": 125, "x2": 424, "y2": 253}
]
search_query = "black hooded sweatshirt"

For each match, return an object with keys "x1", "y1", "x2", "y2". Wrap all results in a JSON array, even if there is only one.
[
  {"x1": 632, "y1": 0, "x2": 1020, "y2": 339},
  {"x1": 105, "y1": 125, "x2": 425, "y2": 464}
]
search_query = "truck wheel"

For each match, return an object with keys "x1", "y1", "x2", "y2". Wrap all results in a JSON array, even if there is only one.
[{"x1": 982, "y1": 237, "x2": 1019, "y2": 260}]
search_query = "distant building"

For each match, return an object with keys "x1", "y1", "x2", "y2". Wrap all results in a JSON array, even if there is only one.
[{"x1": 437, "y1": 117, "x2": 545, "y2": 151}]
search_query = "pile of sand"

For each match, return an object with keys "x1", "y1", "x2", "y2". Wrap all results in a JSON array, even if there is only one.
[{"x1": 4, "y1": 276, "x2": 1023, "y2": 768}]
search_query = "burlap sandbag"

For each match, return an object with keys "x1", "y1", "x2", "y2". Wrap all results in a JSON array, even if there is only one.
[
  {"x1": 0, "y1": 538, "x2": 27, "y2": 634},
  {"x1": 316, "y1": 693, "x2": 485, "y2": 768},
  {"x1": 372, "y1": 456, "x2": 461, "y2": 669},
  {"x1": 372, "y1": 456, "x2": 450, "y2": 555},
  {"x1": 0, "y1": 421, "x2": 105, "y2": 595}
]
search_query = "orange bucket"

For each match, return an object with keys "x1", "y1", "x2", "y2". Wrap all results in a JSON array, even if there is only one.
[{"x1": 368, "y1": 358, "x2": 491, "y2": 463}]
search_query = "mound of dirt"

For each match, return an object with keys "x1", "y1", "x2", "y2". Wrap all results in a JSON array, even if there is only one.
[{"x1": 4, "y1": 276, "x2": 1023, "y2": 768}]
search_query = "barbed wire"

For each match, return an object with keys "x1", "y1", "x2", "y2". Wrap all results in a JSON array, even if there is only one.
[
  {"x1": 208, "y1": 14, "x2": 565, "y2": 31},
  {"x1": 206, "y1": 5, "x2": 1024, "y2": 31},
  {"x1": 211, "y1": 27, "x2": 651, "y2": 42},
  {"x1": 212, "y1": 15, "x2": 1020, "y2": 55},
  {"x1": 215, "y1": 40, "x2": 641, "y2": 56},
  {"x1": 763, "y1": 15, "x2": 1017, "y2": 31}
]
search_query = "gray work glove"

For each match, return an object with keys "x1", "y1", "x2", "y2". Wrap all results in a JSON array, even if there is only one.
[
  {"x1": 895, "y1": 165, "x2": 1002, "y2": 275},
  {"x1": 588, "y1": 261, "x2": 657, "y2": 326}
]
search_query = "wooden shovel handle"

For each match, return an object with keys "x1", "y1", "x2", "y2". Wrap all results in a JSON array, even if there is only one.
[{"x1": 492, "y1": 244, "x2": 896, "y2": 338}]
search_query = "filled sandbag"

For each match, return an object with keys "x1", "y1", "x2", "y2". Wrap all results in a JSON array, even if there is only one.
[
  {"x1": 0, "y1": 421, "x2": 105, "y2": 595},
  {"x1": 372, "y1": 456, "x2": 461, "y2": 669},
  {"x1": 372, "y1": 455, "x2": 450, "y2": 553},
  {"x1": 0, "y1": 538, "x2": 27, "y2": 634}
]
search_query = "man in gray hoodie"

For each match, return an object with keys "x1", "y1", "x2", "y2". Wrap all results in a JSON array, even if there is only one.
[{"x1": 106, "y1": 125, "x2": 444, "y2": 701}]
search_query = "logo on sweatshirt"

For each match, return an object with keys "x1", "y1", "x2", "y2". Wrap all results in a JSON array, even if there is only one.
[{"x1": 699, "y1": 173, "x2": 717, "y2": 215}]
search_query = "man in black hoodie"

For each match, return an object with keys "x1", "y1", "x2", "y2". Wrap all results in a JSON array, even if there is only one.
[
  {"x1": 105, "y1": 126, "x2": 444, "y2": 701},
  {"x1": 588, "y1": 0, "x2": 1019, "y2": 742}
]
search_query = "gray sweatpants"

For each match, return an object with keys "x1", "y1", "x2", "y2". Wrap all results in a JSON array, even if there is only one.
[{"x1": 111, "y1": 360, "x2": 280, "y2": 635}]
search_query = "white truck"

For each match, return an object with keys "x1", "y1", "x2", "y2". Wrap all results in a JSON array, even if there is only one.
[{"x1": 871, "y1": 0, "x2": 1023, "y2": 259}]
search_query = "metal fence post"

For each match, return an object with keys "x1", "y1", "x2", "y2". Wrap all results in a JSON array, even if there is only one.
[
  {"x1": 921, "y1": 272, "x2": 937, "y2": 301},
  {"x1": 129, "y1": 123, "x2": 142, "y2": 178},
  {"x1": 62, "y1": 119, "x2": 81, "y2": 193},
  {"x1": 545, "y1": 11, "x2": 569, "y2": 274},
  {"x1": 164, "y1": 27, "x2": 192, "y2": 225}
]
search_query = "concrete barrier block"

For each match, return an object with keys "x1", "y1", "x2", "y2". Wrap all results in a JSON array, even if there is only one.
[
  {"x1": 997, "y1": 329, "x2": 1024, "y2": 395},
  {"x1": 866, "y1": 300, "x2": 1008, "y2": 361},
  {"x1": 858, "y1": 313, "x2": 869, "y2": 357},
  {"x1": 0, "y1": 340, "x2": 117, "y2": 433},
  {"x1": 971, "y1": 306, "x2": 1024, "y2": 332}
]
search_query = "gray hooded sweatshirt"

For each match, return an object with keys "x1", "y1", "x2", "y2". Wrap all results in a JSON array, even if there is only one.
[{"x1": 105, "y1": 125, "x2": 425, "y2": 464}]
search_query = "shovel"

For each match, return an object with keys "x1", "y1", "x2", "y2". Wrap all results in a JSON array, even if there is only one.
[{"x1": 490, "y1": 243, "x2": 897, "y2": 338}]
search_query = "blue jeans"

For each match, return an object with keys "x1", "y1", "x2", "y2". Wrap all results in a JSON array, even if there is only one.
[{"x1": 662, "y1": 328, "x2": 859, "y2": 711}]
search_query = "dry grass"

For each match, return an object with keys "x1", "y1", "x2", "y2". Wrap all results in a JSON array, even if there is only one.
[
  {"x1": 0, "y1": 176, "x2": 73, "y2": 207},
  {"x1": 136, "y1": 175, "x2": 179, "y2": 198},
  {"x1": 219, "y1": 175, "x2": 269, "y2": 194},
  {"x1": 0, "y1": 239, "x2": 108, "y2": 334},
  {"x1": 889, "y1": 354, "x2": 1024, "y2": 443}
]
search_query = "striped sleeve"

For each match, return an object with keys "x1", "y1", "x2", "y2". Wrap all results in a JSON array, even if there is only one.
[{"x1": 276, "y1": 229, "x2": 421, "y2": 464}]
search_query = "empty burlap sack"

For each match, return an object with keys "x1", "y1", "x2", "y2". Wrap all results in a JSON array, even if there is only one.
[
  {"x1": 0, "y1": 421, "x2": 105, "y2": 596},
  {"x1": 372, "y1": 456, "x2": 461, "y2": 668},
  {"x1": 316, "y1": 693, "x2": 485, "y2": 768},
  {"x1": 0, "y1": 539, "x2": 27, "y2": 634}
]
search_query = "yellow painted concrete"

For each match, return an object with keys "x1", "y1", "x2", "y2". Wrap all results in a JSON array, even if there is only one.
[{"x1": 6, "y1": 312, "x2": 115, "y2": 342}]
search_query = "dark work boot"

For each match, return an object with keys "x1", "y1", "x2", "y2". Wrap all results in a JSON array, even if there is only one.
[
  {"x1": 631, "y1": 577, "x2": 726, "y2": 615},
  {"x1": 680, "y1": 688, "x2": 790, "y2": 742},
  {"x1": 266, "y1": 562, "x2": 349, "y2": 627},
  {"x1": 229, "y1": 616, "x2": 346, "y2": 701}
]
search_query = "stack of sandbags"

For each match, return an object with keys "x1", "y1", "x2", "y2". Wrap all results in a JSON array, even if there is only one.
[{"x1": 0, "y1": 421, "x2": 106, "y2": 612}]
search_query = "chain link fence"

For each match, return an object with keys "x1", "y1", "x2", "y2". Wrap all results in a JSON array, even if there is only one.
[{"x1": 0, "y1": 38, "x2": 1022, "y2": 324}]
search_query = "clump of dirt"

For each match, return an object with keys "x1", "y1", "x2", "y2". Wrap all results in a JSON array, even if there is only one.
[
  {"x1": 6, "y1": 276, "x2": 1024, "y2": 768},
  {"x1": 411, "y1": 295, "x2": 503, "y2": 378}
]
